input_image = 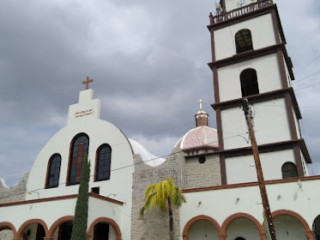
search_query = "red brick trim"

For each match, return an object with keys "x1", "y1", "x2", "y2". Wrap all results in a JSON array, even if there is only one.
[
  {"x1": 221, "y1": 212, "x2": 264, "y2": 237},
  {"x1": 17, "y1": 219, "x2": 49, "y2": 239},
  {"x1": 0, "y1": 193, "x2": 124, "y2": 208},
  {"x1": 272, "y1": 210, "x2": 312, "y2": 240},
  {"x1": 89, "y1": 192, "x2": 124, "y2": 205},
  {"x1": 0, "y1": 221, "x2": 17, "y2": 239},
  {"x1": 48, "y1": 216, "x2": 74, "y2": 238},
  {"x1": 182, "y1": 174, "x2": 320, "y2": 193},
  {"x1": 182, "y1": 215, "x2": 221, "y2": 240},
  {"x1": 212, "y1": 87, "x2": 301, "y2": 120},
  {"x1": 210, "y1": 25, "x2": 216, "y2": 62},
  {"x1": 209, "y1": 43, "x2": 276, "y2": 68},
  {"x1": 210, "y1": 139, "x2": 311, "y2": 164},
  {"x1": 0, "y1": 194, "x2": 78, "y2": 208},
  {"x1": 87, "y1": 217, "x2": 122, "y2": 240}
]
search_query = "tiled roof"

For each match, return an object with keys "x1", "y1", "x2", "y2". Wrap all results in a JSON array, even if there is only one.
[{"x1": 175, "y1": 126, "x2": 219, "y2": 150}]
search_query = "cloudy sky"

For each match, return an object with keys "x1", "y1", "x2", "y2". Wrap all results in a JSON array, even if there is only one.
[{"x1": 0, "y1": 0, "x2": 319, "y2": 186}]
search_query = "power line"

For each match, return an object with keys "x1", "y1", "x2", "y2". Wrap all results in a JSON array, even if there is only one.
[{"x1": 1, "y1": 131, "x2": 250, "y2": 198}]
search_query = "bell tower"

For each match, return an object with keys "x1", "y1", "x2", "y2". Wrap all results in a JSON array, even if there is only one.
[{"x1": 208, "y1": 0, "x2": 311, "y2": 184}]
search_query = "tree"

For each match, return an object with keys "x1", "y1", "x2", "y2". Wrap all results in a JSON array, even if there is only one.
[
  {"x1": 70, "y1": 158, "x2": 90, "y2": 240},
  {"x1": 140, "y1": 177, "x2": 186, "y2": 240}
]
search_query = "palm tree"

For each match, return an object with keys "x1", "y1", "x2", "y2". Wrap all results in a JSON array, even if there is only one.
[{"x1": 140, "y1": 177, "x2": 186, "y2": 240}]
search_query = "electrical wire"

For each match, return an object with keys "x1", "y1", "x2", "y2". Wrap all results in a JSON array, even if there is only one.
[{"x1": 1, "y1": 130, "x2": 250, "y2": 199}]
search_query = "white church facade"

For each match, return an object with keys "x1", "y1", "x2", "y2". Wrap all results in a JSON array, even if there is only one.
[{"x1": 1, "y1": 0, "x2": 320, "y2": 239}]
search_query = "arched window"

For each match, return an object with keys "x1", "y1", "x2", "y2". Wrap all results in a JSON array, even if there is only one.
[
  {"x1": 240, "y1": 68, "x2": 259, "y2": 97},
  {"x1": 235, "y1": 29, "x2": 253, "y2": 53},
  {"x1": 95, "y1": 144, "x2": 112, "y2": 181},
  {"x1": 46, "y1": 154, "x2": 61, "y2": 188},
  {"x1": 68, "y1": 133, "x2": 89, "y2": 185},
  {"x1": 282, "y1": 162, "x2": 298, "y2": 179}
]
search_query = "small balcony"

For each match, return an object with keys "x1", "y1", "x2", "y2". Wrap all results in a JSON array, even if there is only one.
[{"x1": 210, "y1": 0, "x2": 274, "y2": 25}]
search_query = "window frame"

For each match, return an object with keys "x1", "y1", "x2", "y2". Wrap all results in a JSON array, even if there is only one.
[
  {"x1": 67, "y1": 133, "x2": 89, "y2": 186},
  {"x1": 282, "y1": 162, "x2": 298, "y2": 179},
  {"x1": 95, "y1": 144, "x2": 112, "y2": 182},
  {"x1": 235, "y1": 29, "x2": 253, "y2": 54},
  {"x1": 240, "y1": 68, "x2": 259, "y2": 97},
  {"x1": 45, "y1": 154, "x2": 62, "y2": 189}
]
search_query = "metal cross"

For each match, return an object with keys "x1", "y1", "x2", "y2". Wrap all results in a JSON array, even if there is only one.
[
  {"x1": 199, "y1": 99, "x2": 203, "y2": 110},
  {"x1": 82, "y1": 76, "x2": 93, "y2": 90}
]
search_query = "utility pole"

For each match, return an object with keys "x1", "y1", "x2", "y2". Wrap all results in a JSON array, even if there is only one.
[{"x1": 242, "y1": 98, "x2": 277, "y2": 240}]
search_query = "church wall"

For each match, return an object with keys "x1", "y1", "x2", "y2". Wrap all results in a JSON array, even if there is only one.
[
  {"x1": 131, "y1": 147, "x2": 222, "y2": 240},
  {"x1": 0, "y1": 196, "x2": 76, "y2": 231},
  {"x1": 180, "y1": 185, "x2": 263, "y2": 229},
  {"x1": 0, "y1": 195, "x2": 123, "y2": 238},
  {"x1": 23, "y1": 223, "x2": 38, "y2": 240},
  {"x1": 274, "y1": 215, "x2": 308, "y2": 240},
  {"x1": 226, "y1": 218, "x2": 260, "y2": 240},
  {"x1": 0, "y1": 173, "x2": 28, "y2": 204},
  {"x1": 184, "y1": 155, "x2": 221, "y2": 189},
  {"x1": 0, "y1": 230, "x2": 13, "y2": 240},
  {"x1": 214, "y1": 14, "x2": 275, "y2": 61},
  {"x1": 180, "y1": 178, "x2": 320, "y2": 236},
  {"x1": 292, "y1": 105, "x2": 302, "y2": 139},
  {"x1": 131, "y1": 149, "x2": 185, "y2": 240},
  {"x1": 225, "y1": 149, "x2": 295, "y2": 184},
  {"x1": 188, "y1": 219, "x2": 219, "y2": 240},
  {"x1": 26, "y1": 118, "x2": 134, "y2": 203},
  {"x1": 283, "y1": 55, "x2": 293, "y2": 85},
  {"x1": 217, "y1": 53, "x2": 282, "y2": 102},
  {"x1": 300, "y1": 152, "x2": 309, "y2": 176},
  {"x1": 221, "y1": 99, "x2": 291, "y2": 150}
]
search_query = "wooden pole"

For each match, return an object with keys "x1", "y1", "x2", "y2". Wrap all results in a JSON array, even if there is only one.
[{"x1": 242, "y1": 99, "x2": 277, "y2": 240}]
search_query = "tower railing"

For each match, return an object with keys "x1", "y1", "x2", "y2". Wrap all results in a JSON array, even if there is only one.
[{"x1": 210, "y1": 0, "x2": 273, "y2": 25}]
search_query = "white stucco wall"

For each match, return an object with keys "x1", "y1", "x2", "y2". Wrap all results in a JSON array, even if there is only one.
[
  {"x1": 0, "y1": 196, "x2": 122, "y2": 237},
  {"x1": 21, "y1": 89, "x2": 134, "y2": 239},
  {"x1": 221, "y1": 99, "x2": 291, "y2": 150},
  {"x1": 226, "y1": 218, "x2": 260, "y2": 240},
  {"x1": 26, "y1": 90, "x2": 134, "y2": 204},
  {"x1": 225, "y1": 149, "x2": 295, "y2": 184},
  {"x1": 214, "y1": 14, "x2": 275, "y2": 61},
  {"x1": 180, "y1": 178, "x2": 320, "y2": 238},
  {"x1": 188, "y1": 220, "x2": 219, "y2": 240},
  {"x1": 217, "y1": 53, "x2": 282, "y2": 102}
]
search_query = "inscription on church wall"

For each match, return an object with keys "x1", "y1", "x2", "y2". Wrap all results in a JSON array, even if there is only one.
[{"x1": 74, "y1": 109, "x2": 94, "y2": 118}]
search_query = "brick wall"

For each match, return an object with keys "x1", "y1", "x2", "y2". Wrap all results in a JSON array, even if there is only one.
[
  {"x1": 0, "y1": 173, "x2": 28, "y2": 204},
  {"x1": 131, "y1": 148, "x2": 221, "y2": 240},
  {"x1": 131, "y1": 149, "x2": 184, "y2": 240},
  {"x1": 184, "y1": 155, "x2": 221, "y2": 189}
]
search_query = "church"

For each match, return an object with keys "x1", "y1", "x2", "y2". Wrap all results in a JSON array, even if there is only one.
[{"x1": 1, "y1": 0, "x2": 320, "y2": 239}]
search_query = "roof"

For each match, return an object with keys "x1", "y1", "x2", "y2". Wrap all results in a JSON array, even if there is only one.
[
  {"x1": 129, "y1": 139, "x2": 166, "y2": 167},
  {"x1": 175, "y1": 126, "x2": 219, "y2": 150}
]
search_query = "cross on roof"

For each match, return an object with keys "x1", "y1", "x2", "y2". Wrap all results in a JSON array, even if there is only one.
[
  {"x1": 82, "y1": 76, "x2": 93, "y2": 90},
  {"x1": 199, "y1": 99, "x2": 203, "y2": 110}
]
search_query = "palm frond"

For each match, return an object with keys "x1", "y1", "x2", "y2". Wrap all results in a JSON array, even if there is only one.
[{"x1": 140, "y1": 178, "x2": 186, "y2": 215}]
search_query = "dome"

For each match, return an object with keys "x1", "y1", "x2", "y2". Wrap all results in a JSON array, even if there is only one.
[
  {"x1": 129, "y1": 139, "x2": 166, "y2": 166},
  {"x1": 175, "y1": 126, "x2": 219, "y2": 150}
]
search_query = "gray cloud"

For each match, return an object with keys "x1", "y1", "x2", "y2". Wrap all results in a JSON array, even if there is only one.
[{"x1": 0, "y1": 0, "x2": 319, "y2": 186}]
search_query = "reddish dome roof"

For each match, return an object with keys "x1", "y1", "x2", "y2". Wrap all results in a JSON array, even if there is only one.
[{"x1": 175, "y1": 126, "x2": 219, "y2": 150}]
